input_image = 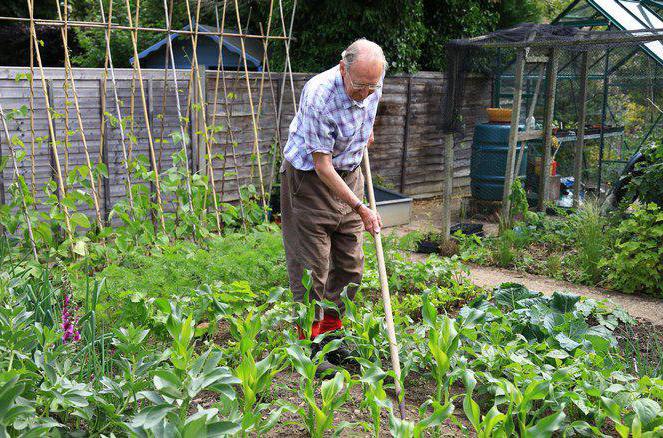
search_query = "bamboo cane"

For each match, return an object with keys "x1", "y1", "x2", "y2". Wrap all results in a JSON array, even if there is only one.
[
  {"x1": 362, "y1": 148, "x2": 406, "y2": 420},
  {"x1": 248, "y1": 1, "x2": 274, "y2": 181},
  {"x1": 124, "y1": 0, "x2": 167, "y2": 233},
  {"x1": 257, "y1": 21, "x2": 283, "y2": 201},
  {"x1": 0, "y1": 103, "x2": 38, "y2": 261},
  {"x1": 211, "y1": 0, "x2": 248, "y2": 232},
  {"x1": 0, "y1": 15, "x2": 292, "y2": 40},
  {"x1": 28, "y1": 34, "x2": 36, "y2": 196},
  {"x1": 183, "y1": 0, "x2": 223, "y2": 233},
  {"x1": 161, "y1": 0, "x2": 195, "y2": 227},
  {"x1": 26, "y1": 0, "x2": 74, "y2": 246},
  {"x1": 277, "y1": 0, "x2": 298, "y2": 115},
  {"x1": 233, "y1": 0, "x2": 269, "y2": 222},
  {"x1": 215, "y1": 4, "x2": 255, "y2": 217},
  {"x1": 98, "y1": 0, "x2": 135, "y2": 214},
  {"x1": 61, "y1": 3, "x2": 71, "y2": 179},
  {"x1": 55, "y1": 0, "x2": 104, "y2": 230},
  {"x1": 209, "y1": 4, "x2": 255, "y2": 220},
  {"x1": 155, "y1": 0, "x2": 174, "y2": 171}
]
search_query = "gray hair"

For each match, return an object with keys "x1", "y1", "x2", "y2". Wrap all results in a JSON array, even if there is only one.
[{"x1": 341, "y1": 38, "x2": 388, "y2": 72}]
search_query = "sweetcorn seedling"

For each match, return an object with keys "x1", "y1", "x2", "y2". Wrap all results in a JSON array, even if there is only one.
[
  {"x1": 229, "y1": 310, "x2": 289, "y2": 435},
  {"x1": 388, "y1": 399, "x2": 454, "y2": 438},
  {"x1": 357, "y1": 360, "x2": 392, "y2": 437},
  {"x1": 497, "y1": 378, "x2": 567, "y2": 437},
  {"x1": 285, "y1": 338, "x2": 354, "y2": 438},
  {"x1": 421, "y1": 291, "x2": 460, "y2": 404},
  {"x1": 126, "y1": 303, "x2": 241, "y2": 435},
  {"x1": 341, "y1": 289, "x2": 385, "y2": 362}
]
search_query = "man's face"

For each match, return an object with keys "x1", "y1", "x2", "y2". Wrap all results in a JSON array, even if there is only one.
[{"x1": 340, "y1": 58, "x2": 383, "y2": 102}]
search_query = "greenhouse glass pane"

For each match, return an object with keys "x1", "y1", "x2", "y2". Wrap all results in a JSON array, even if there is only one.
[{"x1": 590, "y1": 0, "x2": 663, "y2": 63}]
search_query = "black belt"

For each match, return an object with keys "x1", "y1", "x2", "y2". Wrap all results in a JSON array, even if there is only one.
[
  {"x1": 292, "y1": 162, "x2": 360, "y2": 177},
  {"x1": 337, "y1": 164, "x2": 360, "y2": 177},
  {"x1": 286, "y1": 160, "x2": 361, "y2": 178}
]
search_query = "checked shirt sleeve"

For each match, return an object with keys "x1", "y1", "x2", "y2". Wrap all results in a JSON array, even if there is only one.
[{"x1": 299, "y1": 105, "x2": 335, "y2": 156}]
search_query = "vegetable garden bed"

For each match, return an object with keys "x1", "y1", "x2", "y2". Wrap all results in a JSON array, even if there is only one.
[{"x1": 1, "y1": 230, "x2": 662, "y2": 436}]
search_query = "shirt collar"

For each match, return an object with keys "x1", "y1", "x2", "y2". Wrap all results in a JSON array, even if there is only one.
[{"x1": 334, "y1": 65, "x2": 367, "y2": 109}]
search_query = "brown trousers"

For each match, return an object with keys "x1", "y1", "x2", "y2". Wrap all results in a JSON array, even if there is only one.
[{"x1": 280, "y1": 160, "x2": 365, "y2": 321}]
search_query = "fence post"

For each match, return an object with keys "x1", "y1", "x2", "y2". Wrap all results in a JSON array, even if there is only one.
[
  {"x1": 442, "y1": 133, "x2": 454, "y2": 242},
  {"x1": 399, "y1": 75, "x2": 413, "y2": 193},
  {"x1": 195, "y1": 65, "x2": 208, "y2": 176},
  {"x1": 46, "y1": 79, "x2": 59, "y2": 200},
  {"x1": 0, "y1": 121, "x2": 4, "y2": 207}
]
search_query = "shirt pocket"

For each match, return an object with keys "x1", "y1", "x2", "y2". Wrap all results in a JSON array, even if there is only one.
[{"x1": 333, "y1": 131, "x2": 355, "y2": 157}]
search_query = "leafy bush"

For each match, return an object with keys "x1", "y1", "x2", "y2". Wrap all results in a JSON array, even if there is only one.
[
  {"x1": 601, "y1": 203, "x2": 663, "y2": 296},
  {"x1": 626, "y1": 141, "x2": 663, "y2": 206}
]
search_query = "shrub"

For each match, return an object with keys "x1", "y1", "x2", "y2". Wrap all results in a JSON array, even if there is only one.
[
  {"x1": 626, "y1": 140, "x2": 663, "y2": 206},
  {"x1": 600, "y1": 203, "x2": 663, "y2": 296}
]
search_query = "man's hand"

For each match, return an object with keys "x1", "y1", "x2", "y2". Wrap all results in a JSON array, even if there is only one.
[
  {"x1": 358, "y1": 204, "x2": 382, "y2": 236},
  {"x1": 368, "y1": 130, "x2": 374, "y2": 148}
]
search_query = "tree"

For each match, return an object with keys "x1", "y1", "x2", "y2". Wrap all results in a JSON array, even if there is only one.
[{"x1": 0, "y1": 0, "x2": 550, "y2": 71}]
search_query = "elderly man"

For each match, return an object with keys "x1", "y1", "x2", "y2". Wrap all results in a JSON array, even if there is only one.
[{"x1": 280, "y1": 38, "x2": 386, "y2": 371}]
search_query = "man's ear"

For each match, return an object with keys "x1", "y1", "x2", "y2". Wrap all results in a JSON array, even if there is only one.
[{"x1": 339, "y1": 60, "x2": 345, "y2": 76}]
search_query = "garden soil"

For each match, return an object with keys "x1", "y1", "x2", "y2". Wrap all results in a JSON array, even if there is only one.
[{"x1": 265, "y1": 371, "x2": 469, "y2": 437}]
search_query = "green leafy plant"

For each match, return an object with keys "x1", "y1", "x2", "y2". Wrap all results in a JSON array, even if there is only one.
[
  {"x1": 626, "y1": 140, "x2": 663, "y2": 206},
  {"x1": 601, "y1": 203, "x2": 663, "y2": 296}
]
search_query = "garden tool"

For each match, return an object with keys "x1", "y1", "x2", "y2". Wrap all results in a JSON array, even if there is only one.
[{"x1": 362, "y1": 148, "x2": 407, "y2": 420}]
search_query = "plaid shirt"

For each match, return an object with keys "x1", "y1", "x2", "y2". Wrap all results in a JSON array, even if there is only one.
[{"x1": 282, "y1": 65, "x2": 382, "y2": 171}]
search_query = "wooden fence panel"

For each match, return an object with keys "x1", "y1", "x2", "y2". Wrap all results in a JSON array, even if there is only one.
[{"x1": 0, "y1": 66, "x2": 492, "y2": 230}]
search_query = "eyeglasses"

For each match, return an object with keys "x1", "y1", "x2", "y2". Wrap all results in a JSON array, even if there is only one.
[{"x1": 346, "y1": 69, "x2": 382, "y2": 91}]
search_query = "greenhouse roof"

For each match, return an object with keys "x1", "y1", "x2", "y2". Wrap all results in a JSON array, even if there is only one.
[{"x1": 554, "y1": 0, "x2": 663, "y2": 65}]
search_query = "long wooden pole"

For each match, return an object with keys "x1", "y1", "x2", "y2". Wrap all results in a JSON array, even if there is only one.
[
  {"x1": 258, "y1": 21, "x2": 285, "y2": 202},
  {"x1": 501, "y1": 51, "x2": 525, "y2": 220},
  {"x1": 0, "y1": 15, "x2": 292, "y2": 40},
  {"x1": 277, "y1": 0, "x2": 298, "y2": 117},
  {"x1": 250, "y1": 2, "x2": 275, "y2": 180},
  {"x1": 183, "y1": 0, "x2": 223, "y2": 233},
  {"x1": 211, "y1": 0, "x2": 248, "y2": 231},
  {"x1": 538, "y1": 48, "x2": 560, "y2": 211},
  {"x1": 28, "y1": 32, "x2": 36, "y2": 196},
  {"x1": 362, "y1": 148, "x2": 406, "y2": 420},
  {"x1": 161, "y1": 0, "x2": 195, "y2": 222},
  {"x1": 574, "y1": 52, "x2": 589, "y2": 208}
]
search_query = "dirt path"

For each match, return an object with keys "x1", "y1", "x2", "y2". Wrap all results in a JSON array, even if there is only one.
[{"x1": 467, "y1": 264, "x2": 663, "y2": 326}]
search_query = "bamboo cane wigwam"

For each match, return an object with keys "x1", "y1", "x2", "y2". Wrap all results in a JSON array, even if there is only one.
[{"x1": 0, "y1": 0, "x2": 298, "y2": 246}]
